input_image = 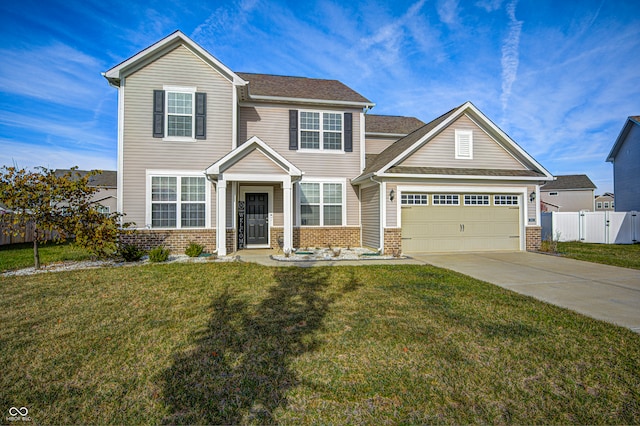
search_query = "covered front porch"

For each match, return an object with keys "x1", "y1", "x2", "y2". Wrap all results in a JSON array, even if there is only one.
[{"x1": 205, "y1": 136, "x2": 302, "y2": 256}]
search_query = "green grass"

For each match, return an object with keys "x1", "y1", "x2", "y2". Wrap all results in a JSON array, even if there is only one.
[
  {"x1": 0, "y1": 241, "x2": 93, "y2": 271},
  {"x1": 1, "y1": 262, "x2": 639, "y2": 424},
  {"x1": 557, "y1": 241, "x2": 640, "y2": 270}
]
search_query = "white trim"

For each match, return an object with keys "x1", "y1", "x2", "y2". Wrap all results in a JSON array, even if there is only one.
[
  {"x1": 247, "y1": 94, "x2": 375, "y2": 108},
  {"x1": 298, "y1": 110, "x2": 345, "y2": 152},
  {"x1": 239, "y1": 185, "x2": 274, "y2": 249},
  {"x1": 232, "y1": 86, "x2": 238, "y2": 150},
  {"x1": 454, "y1": 129, "x2": 473, "y2": 159},
  {"x1": 378, "y1": 173, "x2": 547, "y2": 181},
  {"x1": 145, "y1": 170, "x2": 212, "y2": 229},
  {"x1": 217, "y1": 180, "x2": 227, "y2": 256},
  {"x1": 360, "y1": 112, "x2": 366, "y2": 172},
  {"x1": 116, "y1": 81, "x2": 125, "y2": 217},
  {"x1": 395, "y1": 184, "x2": 528, "y2": 251},
  {"x1": 163, "y1": 86, "x2": 197, "y2": 142},
  {"x1": 296, "y1": 177, "x2": 348, "y2": 227}
]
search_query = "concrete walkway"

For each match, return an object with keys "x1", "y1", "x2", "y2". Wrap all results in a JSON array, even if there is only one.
[
  {"x1": 408, "y1": 251, "x2": 640, "y2": 333},
  {"x1": 238, "y1": 249, "x2": 640, "y2": 332}
]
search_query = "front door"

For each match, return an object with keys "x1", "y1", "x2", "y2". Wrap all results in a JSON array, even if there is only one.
[{"x1": 246, "y1": 193, "x2": 269, "y2": 246}]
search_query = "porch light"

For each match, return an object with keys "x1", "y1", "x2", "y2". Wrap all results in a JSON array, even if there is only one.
[
  {"x1": 389, "y1": 189, "x2": 395, "y2": 201},
  {"x1": 529, "y1": 191, "x2": 536, "y2": 202}
]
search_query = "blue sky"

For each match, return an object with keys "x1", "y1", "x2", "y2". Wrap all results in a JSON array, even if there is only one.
[{"x1": 1, "y1": 0, "x2": 638, "y2": 193}]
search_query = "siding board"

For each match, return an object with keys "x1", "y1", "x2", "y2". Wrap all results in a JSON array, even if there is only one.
[{"x1": 361, "y1": 185, "x2": 380, "y2": 248}]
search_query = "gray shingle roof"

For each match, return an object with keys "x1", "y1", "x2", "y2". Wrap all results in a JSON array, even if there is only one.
[
  {"x1": 541, "y1": 174, "x2": 596, "y2": 190},
  {"x1": 365, "y1": 114, "x2": 425, "y2": 134},
  {"x1": 54, "y1": 170, "x2": 117, "y2": 188},
  {"x1": 236, "y1": 72, "x2": 372, "y2": 104}
]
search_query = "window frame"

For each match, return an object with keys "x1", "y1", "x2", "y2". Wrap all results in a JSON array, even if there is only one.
[
  {"x1": 163, "y1": 85, "x2": 197, "y2": 142},
  {"x1": 597, "y1": 201, "x2": 603, "y2": 209},
  {"x1": 298, "y1": 110, "x2": 344, "y2": 152},
  {"x1": 147, "y1": 171, "x2": 209, "y2": 229},
  {"x1": 493, "y1": 195, "x2": 520, "y2": 206},
  {"x1": 464, "y1": 194, "x2": 490, "y2": 206},
  {"x1": 298, "y1": 179, "x2": 346, "y2": 226},
  {"x1": 401, "y1": 193, "x2": 429, "y2": 205},
  {"x1": 432, "y1": 194, "x2": 460, "y2": 206}
]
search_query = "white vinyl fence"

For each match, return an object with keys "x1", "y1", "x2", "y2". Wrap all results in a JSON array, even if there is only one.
[{"x1": 541, "y1": 211, "x2": 639, "y2": 244}]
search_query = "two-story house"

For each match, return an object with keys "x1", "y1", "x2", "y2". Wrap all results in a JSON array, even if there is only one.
[
  {"x1": 104, "y1": 31, "x2": 552, "y2": 256},
  {"x1": 539, "y1": 174, "x2": 596, "y2": 212},
  {"x1": 607, "y1": 116, "x2": 640, "y2": 212}
]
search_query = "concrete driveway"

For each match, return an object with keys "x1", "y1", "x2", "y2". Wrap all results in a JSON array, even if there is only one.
[{"x1": 409, "y1": 251, "x2": 640, "y2": 333}]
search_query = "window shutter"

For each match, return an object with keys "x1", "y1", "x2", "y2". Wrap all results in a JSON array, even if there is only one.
[
  {"x1": 195, "y1": 92, "x2": 206, "y2": 140},
  {"x1": 344, "y1": 112, "x2": 353, "y2": 152},
  {"x1": 153, "y1": 90, "x2": 165, "y2": 138},
  {"x1": 289, "y1": 110, "x2": 298, "y2": 150}
]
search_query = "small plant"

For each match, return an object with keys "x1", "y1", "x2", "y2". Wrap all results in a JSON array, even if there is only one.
[
  {"x1": 149, "y1": 246, "x2": 170, "y2": 263},
  {"x1": 540, "y1": 231, "x2": 561, "y2": 254},
  {"x1": 332, "y1": 248, "x2": 341, "y2": 257},
  {"x1": 185, "y1": 241, "x2": 204, "y2": 257},
  {"x1": 283, "y1": 248, "x2": 292, "y2": 258},
  {"x1": 117, "y1": 243, "x2": 145, "y2": 262}
]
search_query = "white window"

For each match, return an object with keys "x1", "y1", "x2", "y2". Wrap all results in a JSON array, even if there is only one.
[
  {"x1": 433, "y1": 194, "x2": 460, "y2": 205},
  {"x1": 597, "y1": 202, "x2": 603, "y2": 209},
  {"x1": 300, "y1": 111, "x2": 343, "y2": 151},
  {"x1": 604, "y1": 202, "x2": 609, "y2": 209},
  {"x1": 464, "y1": 194, "x2": 490, "y2": 205},
  {"x1": 300, "y1": 182, "x2": 343, "y2": 226},
  {"x1": 151, "y1": 176, "x2": 206, "y2": 228},
  {"x1": 401, "y1": 193, "x2": 428, "y2": 205},
  {"x1": 549, "y1": 192, "x2": 558, "y2": 196},
  {"x1": 455, "y1": 129, "x2": 473, "y2": 159},
  {"x1": 494, "y1": 195, "x2": 519, "y2": 205}
]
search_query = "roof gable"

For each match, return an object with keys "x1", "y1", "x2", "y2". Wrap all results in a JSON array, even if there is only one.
[
  {"x1": 607, "y1": 116, "x2": 640, "y2": 162},
  {"x1": 54, "y1": 169, "x2": 117, "y2": 188},
  {"x1": 354, "y1": 102, "x2": 553, "y2": 182},
  {"x1": 205, "y1": 136, "x2": 301, "y2": 178},
  {"x1": 103, "y1": 30, "x2": 246, "y2": 87}
]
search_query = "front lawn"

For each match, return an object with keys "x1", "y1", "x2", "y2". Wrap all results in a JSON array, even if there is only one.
[
  {"x1": 1, "y1": 262, "x2": 638, "y2": 424},
  {"x1": 557, "y1": 241, "x2": 640, "y2": 270},
  {"x1": 0, "y1": 241, "x2": 92, "y2": 272}
]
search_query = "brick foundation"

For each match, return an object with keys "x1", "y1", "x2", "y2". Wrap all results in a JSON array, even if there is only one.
[
  {"x1": 226, "y1": 228, "x2": 236, "y2": 254},
  {"x1": 383, "y1": 228, "x2": 402, "y2": 255},
  {"x1": 120, "y1": 229, "x2": 216, "y2": 254},
  {"x1": 526, "y1": 226, "x2": 542, "y2": 251},
  {"x1": 293, "y1": 226, "x2": 360, "y2": 249}
]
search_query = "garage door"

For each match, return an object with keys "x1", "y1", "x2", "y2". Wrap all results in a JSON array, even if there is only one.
[{"x1": 401, "y1": 193, "x2": 521, "y2": 252}]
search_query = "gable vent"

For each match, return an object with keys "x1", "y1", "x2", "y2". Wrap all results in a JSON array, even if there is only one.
[{"x1": 455, "y1": 129, "x2": 473, "y2": 159}]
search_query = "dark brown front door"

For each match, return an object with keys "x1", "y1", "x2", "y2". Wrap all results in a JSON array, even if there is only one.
[{"x1": 246, "y1": 193, "x2": 268, "y2": 246}]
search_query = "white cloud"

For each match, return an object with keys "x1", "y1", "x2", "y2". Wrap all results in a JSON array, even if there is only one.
[
  {"x1": 437, "y1": 0, "x2": 460, "y2": 25},
  {"x1": 500, "y1": 0, "x2": 523, "y2": 118}
]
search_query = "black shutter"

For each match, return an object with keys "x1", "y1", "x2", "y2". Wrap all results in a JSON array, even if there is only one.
[
  {"x1": 195, "y1": 92, "x2": 206, "y2": 139},
  {"x1": 153, "y1": 90, "x2": 165, "y2": 138},
  {"x1": 289, "y1": 109, "x2": 298, "y2": 150},
  {"x1": 344, "y1": 112, "x2": 353, "y2": 152}
]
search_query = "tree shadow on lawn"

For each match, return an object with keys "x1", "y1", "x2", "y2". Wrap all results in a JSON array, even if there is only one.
[{"x1": 161, "y1": 267, "x2": 360, "y2": 424}]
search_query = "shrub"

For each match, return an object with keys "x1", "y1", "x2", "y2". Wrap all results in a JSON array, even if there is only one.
[
  {"x1": 185, "y1": 242, "x2": 204, "y2": 257},
  {"x1": 149, "y1": 246, "x2": 170, "y2": 263},
  {"x1": 118, "y1": 244, "x2": 145, "y2": 262}
]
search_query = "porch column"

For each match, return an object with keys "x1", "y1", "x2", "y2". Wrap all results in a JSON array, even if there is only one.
[
  {"x1": 283, "y1": 176, "x2": 293, "y2": 252},
  {"x1": 216, "y1": 179, "x2": 227, "y2": 256}
]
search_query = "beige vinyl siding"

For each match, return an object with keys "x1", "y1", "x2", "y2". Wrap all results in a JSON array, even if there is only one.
[
  {"x1": 239, "y1": 104, "x2": 362, "y2": 227},
  {"x1": 223, "y1": 149, "x2": 285, "y2": 174},
  {"x1": 361, "y1": 185, "x2": 380, "y2": 248},
  {"x1": 399, "y1": 115, "x2": 525, "y2": 170},
  {"x1": 122, "y1": 45, "x2": 234, "y2": 227},
  {"x1": 365, "y1": 136, "x2": 400, "y2": 154},
  {"x1": 528, "y1": 185, "x2": 537, "y2": 223},
  {"x1": 386, "y1": 183, "x2": 398, "y2": 227}
]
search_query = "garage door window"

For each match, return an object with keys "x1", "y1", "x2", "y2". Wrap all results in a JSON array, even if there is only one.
[
  {"x1": 494, "y1": 195, "x2": 519, "y2": 205},
  {"x1": 464, "y1": 194, "x2": 490, "y2": 205},
  {"x1": 401, "y1": 193, "x2": 428, "y2": 205},
  {"x1": 433, "y1": 194, "x2": 460, "y2": 205}
]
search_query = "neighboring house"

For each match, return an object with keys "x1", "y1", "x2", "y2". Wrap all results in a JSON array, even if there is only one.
[
  {"x1": 103, "y1": 31, "x2": 553, "y2": 255},
  {"x1": 539, "y1": 175, "x2": 596, "y2": 212},
  {"x1": 607, "y1": 116, "x2": 640, "y2": 211},
  {"x1": 55, "y1": 169, "x2": 117, "y2": 214},
  {"x1": 595, "y1": 193, "x2": 615, "y2": 211}
]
